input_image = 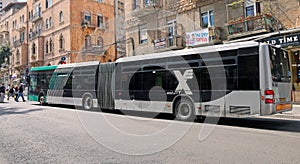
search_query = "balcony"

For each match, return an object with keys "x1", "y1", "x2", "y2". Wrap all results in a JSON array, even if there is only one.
[
  {"x1": 29, "y1": 31, "x2": 42, "y2": 40},
  {"x1": 154, "y1": 35, "x2": 184, "y2": 52},
  {"x1": 227, "y1": 14, "x2": 276, "y2": 40},
  {"x1": 1, "y1": 27, "x2": 9, "y2": 34},
  {"x1": 132, "y1": 0, "x2": 162, "y2": 18},
  {"x1": 81, "y1": 20, "x2": 97, "y2": 29},
  {"x1": 13, "y1": 40, "x2": 23, "y2": 47},
  {"x1": 81, "y1": 46, "x2": 105, "y2": 55},
  {"x1": 16, "y1": 25, "x2": 26, "y2": 32},
  {"x1": 31, "y1": 12, "x2": 42, "y2": 23}
]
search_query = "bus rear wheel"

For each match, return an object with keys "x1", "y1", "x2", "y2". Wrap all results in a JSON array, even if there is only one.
[
  {"x1": 82, "y1": 94, "x2": 93, "y2": 110},
  {"x1": 174, "y1": 98, "x2": 195, "y2": 121}
]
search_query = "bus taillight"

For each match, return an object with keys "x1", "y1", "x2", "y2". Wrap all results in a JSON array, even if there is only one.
[{"x1": 265, "y1": 90, "x2": 274, "y2": 104}]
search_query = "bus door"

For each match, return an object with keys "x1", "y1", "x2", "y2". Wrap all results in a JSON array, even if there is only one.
[
  {"x1": 141, "y1": 68, "x2": 171, "y2": 113},
  {"x1": 200, "y1": 66, "x2": 226, "y2": 117}
]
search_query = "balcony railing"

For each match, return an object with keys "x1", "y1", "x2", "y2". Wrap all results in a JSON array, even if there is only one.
[
  {"x1": 29, "y1": 31, "x2": 42, "y2": 40},
  {"x1": 13, "y1": 40, "x2": 24, "y2": 47},
  {"x1": 82, "y1": 46, "x2": 105, "y2": 54},
  {"x1": 16, "y1": 25, "x2": 26, "y2": 32},
  {"x1": 31, "y1": 12, "x2": 42, "y2": 22},
  {"x1": 81, "y1": 20, "x2": 97, "y2": 29},
  {"x1": 227, "y1": 14, "x2": 276, "y2": 39},
  {"x1": 154, "y1": 35, "x2": 184, "y2": 52},
  {"x1": 132, "y1": 0, "x2": 162, "y2": 18}
]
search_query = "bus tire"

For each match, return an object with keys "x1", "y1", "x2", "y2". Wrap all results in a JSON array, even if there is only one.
[
  {"x1": 82, "y1": 94, "x2": 93, "y2": 110},
  {"x1": 39, "y1": 95, "x2": 45, "y2": 106},
  {"x1": 174, "y1": 98, "x2": 195, "y2": 121}
]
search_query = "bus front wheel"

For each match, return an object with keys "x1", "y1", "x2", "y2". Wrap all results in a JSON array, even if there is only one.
[
  {"x1": 82, "y1": 94, "x2": 93, "y2": 110},
  {"x1": 174, "y1": 98, "x2": 195, "y2": 121},
  {"x1": 39, "y1": 95, "x2": 45, "y2": 106}
]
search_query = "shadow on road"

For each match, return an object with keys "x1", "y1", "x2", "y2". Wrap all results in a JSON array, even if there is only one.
[
  {"x1": 0, "y1": 106, "x2": 43, "y2": 116},
  {"x1": 34, "y1": 103, "x2": 300, "y2": 133}
]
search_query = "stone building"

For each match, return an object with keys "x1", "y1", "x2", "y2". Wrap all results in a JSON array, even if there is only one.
[
  {"x1": 0, "y1": 2, "x2": 26, "y2": 85},
  {"x1": 0, "y1": 0, "x2": 116, "y2": 85}
]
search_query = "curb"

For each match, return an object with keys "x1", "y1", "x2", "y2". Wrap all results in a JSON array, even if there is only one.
[{"x1": 260, "y1": 112, "x2": 300, "y2": 120}]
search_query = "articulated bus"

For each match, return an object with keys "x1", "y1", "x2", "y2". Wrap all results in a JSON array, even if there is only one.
[{"x1": 28, "y1": 41, "x2": 292, "y2": 121}]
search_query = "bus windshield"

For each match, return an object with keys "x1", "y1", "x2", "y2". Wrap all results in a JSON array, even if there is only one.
[{"x1": 269, "y1": 46, "x2": 291, "y2": 82}]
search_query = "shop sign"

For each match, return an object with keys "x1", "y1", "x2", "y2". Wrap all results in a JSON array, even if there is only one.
[
  {"x1": 186, "y1": 29, "x2": 209, "y2": 46},
  {"x1": 154, "y1": 38, "x2": 166, "y2": 49},
  {"x1": 260, "y1": 33, "x2": 300, "y2": 47}
]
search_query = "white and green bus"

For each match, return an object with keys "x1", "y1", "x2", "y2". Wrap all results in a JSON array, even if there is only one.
[{"x1": 29, "y1": 41, "x2": 292, "y2": 121}]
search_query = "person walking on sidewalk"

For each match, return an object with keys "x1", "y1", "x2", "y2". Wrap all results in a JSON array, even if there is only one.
[
  {"x1": 7, "y1": 85, "x2": 14, "y2": 100},
  {"x1": 16, "y1": 83, "x2": 26, "y2": 102},
  {"x1": 0, "y1": 83, "x2": 6, "y2": 103},
  {"x1": 14, "y1": 85, "x2": 18, "y2": 101}
]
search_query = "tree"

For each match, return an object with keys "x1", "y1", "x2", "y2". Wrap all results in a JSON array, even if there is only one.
[{"x1": 0, "y1": 44, "x2": 11, "y2": 66}]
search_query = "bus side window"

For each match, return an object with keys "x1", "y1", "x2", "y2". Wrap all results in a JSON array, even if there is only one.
[{"x1": 238, "y1": 55, "x2": 259, "y2": 90}]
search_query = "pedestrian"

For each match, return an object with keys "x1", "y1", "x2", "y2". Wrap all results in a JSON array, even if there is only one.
[
  {"x1": 0, "y1": 83, "x2": 6, "y2": 102},
  {"x1": 16, "y1": 83, "x2": 26, "y2": 102},
  {"x1": 14, "y1": 85, "x2": 19, "y2": 101},
  {"x1": 7, "y1": 86, "x2": 14, "y2": 100},
  {"x1": 6, "y1": 84, "x2": 11, "y2": 100}
]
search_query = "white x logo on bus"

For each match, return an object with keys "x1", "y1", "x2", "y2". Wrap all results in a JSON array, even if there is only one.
[{"x1": 174, "y1": 69, "x2": 194, "y2": 95}]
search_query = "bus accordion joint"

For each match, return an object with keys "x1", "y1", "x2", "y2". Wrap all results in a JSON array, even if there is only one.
[{"x1": 265, "y1": 90, "x2": 274, "y2": 104}]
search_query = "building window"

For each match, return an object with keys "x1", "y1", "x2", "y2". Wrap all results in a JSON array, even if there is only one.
[
  {"x1": 201, "y1": 10, "x2": 214, "y2": 28},
  {"x1": 46, "y1": 0, "x2": 52, "y2": 9},
  {"x1": 32, "y1": 43, "x2": 36, "y2": 55},
  {"x1": 132, "y1": 0, "x2": 140, "y2": 10},
  {"x1": 145, "y1": 0, "x2": 155, "y2": 7},
  {"x1": 59, "y1": 11, "x2": 63, "y2": 23},
  {"x1": 97, "y1": 15, "x2": 104, "y2": 28},
  {"x1": 97, "y1": 37, "x2": 103, "y2": 46},
  {"x1": 97, "y1": 37, "x2": 103, "y2": 52},
  {"x1": 97, "y1": 0, "x2": 103, "y2": 2},
  {"x1": 59, "y1": 34, "x2": 64, "y2": 50},
  {"x1": 46, "y1": 19, "x2": 49, "y2": 29},
  {"x1": 46, "y1": 41, "x2": 49, "y2": 53},
  {"x1": 167, "y1": 20, "x2": 177, "y2": 46},
  {"x1": 49, "y1": 39, "x2": 53, "y2": 52},
  {"x1": 85, "y1": 35, "x2": 92, "y2": 49},
  {"x1": 16, "y1": 49, "x2": 20, "y2": 63},
  {"x1": 245, "y1": 5, "x2": 255, "y2": 17},
  {"x1": 84, "y1": 11, "x2": 91, "y2": 24},
  {"x1": 49, "y1": 17, "x2": 52, "y2": 27},
  {"x1": 20, "y1": 32, "x2": 25, "y2": 42},
  {"x1": 139, "y1": 24, "x2": 147, "y2": 44}
]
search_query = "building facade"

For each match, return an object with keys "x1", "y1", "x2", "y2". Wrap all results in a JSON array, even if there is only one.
[{"x1": 0, "y1": 0, "x2": 116, "y2": 85}]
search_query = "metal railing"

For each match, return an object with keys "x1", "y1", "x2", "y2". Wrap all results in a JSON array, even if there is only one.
[{"x1": 227, "y1": 14, "x2": 275, "y2": 36}]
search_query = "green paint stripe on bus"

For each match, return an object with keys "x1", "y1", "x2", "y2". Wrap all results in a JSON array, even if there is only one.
[{"x1": 30, "y1": 65, "x2": 57, "y2": 71}]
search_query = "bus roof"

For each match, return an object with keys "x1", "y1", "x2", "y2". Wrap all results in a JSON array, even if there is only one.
[
  {"x1": 116, "y1": 41, "x2": 260, "y2": 63},
  {"x1": 31, "y1": 65, "x2": 58, "y2": 71},
  {"x1": 56, "y1": 61, "x2": 100, "y2": 69}
]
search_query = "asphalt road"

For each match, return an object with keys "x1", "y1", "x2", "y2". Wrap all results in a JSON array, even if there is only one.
[{"x1": 0, "y1": 100, "x2": 300, "y2": 163}]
